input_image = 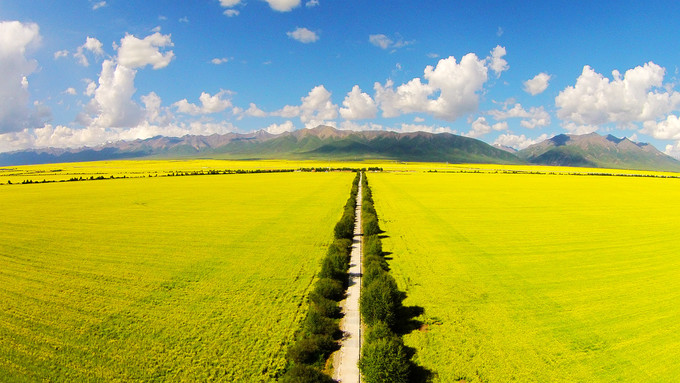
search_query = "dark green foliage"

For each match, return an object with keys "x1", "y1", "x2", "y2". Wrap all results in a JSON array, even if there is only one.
[
  {"x1": 279, "y1": 364, "x2": 336, "y2": 383},
  {"x1": 362, "y1": 262, "x2": 387, "y2": 289},
  {"x1": 360, "y1": 274, "x2": 402, "y2": 327},
  {"x1": 286, "y1": 335, "x2": 338, "y2": 365},
  {"x1": 282, "y1": 172, "x2": 358, "y2": 381},
  {"x1": 305, "y1": 305, "x2": 339, "y2": 337},
  {"x1": 309, "y1": 295, "x2": 341, "y2": 318},
  {"x1": 318, "y1": 252, "x2": 350, "y2": 281},
  {"x1": 311, "y1": 278, "x2": 344, "y2": 301},
  {"x1": 363, "y1": 234, "x2": 382, "y2": 257},
  {"x1": 334, "y1": 215, "x2": 354, "y2": 240},
  {"x1": 359, "y1": 337, "x2": 411, "y2": 383},
  {"x1": 364, "y1": 321, "x2": 398, "y2": 344}
]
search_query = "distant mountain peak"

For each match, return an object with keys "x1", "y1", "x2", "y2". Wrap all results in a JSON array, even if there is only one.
[{"x1": 518, "y1": 132, "x2": 680, "y2": 171}]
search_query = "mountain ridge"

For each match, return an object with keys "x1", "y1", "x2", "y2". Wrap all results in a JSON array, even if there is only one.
[{"x1": 1, "y1": 126, "x2": 679, "y2": 172}]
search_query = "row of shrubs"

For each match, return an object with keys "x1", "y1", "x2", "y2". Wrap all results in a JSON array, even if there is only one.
[
  {"x1": 280, "y1": 172, "x2": 361, "y2": 382},
  {"x1": 358, "y1": 173, "x2": 414, "y2": 383}
]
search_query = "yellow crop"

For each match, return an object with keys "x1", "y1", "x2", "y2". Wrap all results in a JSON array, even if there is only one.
[
  {"x1": 369, "y1": 171, "x2": 680, "y2": 382},
  {"x1": 0, "y1": 171, "x2": 353, "y2": 381}
]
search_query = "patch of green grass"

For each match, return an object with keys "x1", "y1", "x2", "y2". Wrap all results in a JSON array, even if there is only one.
[
  {"x1": 0, "y1": 172, "x2": 353, "y2": 381},
  {"x1": 370, "y1": 171, "x2": 680, "y2": 382}
]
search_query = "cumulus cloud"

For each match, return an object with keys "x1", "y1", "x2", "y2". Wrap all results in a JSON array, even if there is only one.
[
  {"x1": 64, "y1": 87, "x2": 77, "y2": 95},
  {"x1": 556, "y1": 62, "x2": 680, "y2": 127},
  {"x1": 306, "y1": 0, "x2": 319, "y2": 7},
  {"x1": 488, "y1": 103, "x2": 551, "y2": 129},
  {"x1": 74, "y1": 36, "x2": 104, "y2": 66},
  {"x1": 174, "y1": 90, "x2": 232, "y2": 115},
  {"x1": 465, "y1": 116, "x2": 507, "y2": 138},
  {"x1": 642, "y1": 115, "x2": 680, "y2": 140},
  {"x1": 220, "y1": 0, "x2": 241, "y2": 5},
  {"x1": 78, "y1": 59, "x2": 144, "y2": 129},
  {"x1": 339, "y1": 85, "x2": 377, "y2": 120},
  {"x1": 664, "y1": 141, "x2": 680, "y2": 159},
  {"x1": 486, "y1": 45, "x2": 508, "y2": 77},
  {"x1": 524, "y1": 72, "x2": 551, "y2": 95},
  {"x1": 374, "y1": 53, "x2": 489, "y2": 121},
  {"x1": 0, "y1": 21, "x2": 45, "y2": 133},
  {"x1": 265, "y1": 0, "x2": 301, "y2": 11},
  {"x1": 287, "y1": 27, "x2": 319, "y2": 43},
  {"x1": 0, "y1": 120, "x2": 235, "y2": 153},
  {"x1": 369, "y1": 34, "x2": 413, "y2": 50},
  {"x1": 493, "y1": 133, "x2": 549, "y2": 150},
  {"x1": 244, "y1": 103, "x2": 267, "y2": 117},
  {"x1": 224, "y1": 9, "x2": 240, "y2": 17},
  {"x1": 274, "y1": 85, "x2": 338, "y2": 126},
  {"x1": 266, "y1": 120, "x2": 295, "y2": 134},
  {"x1": 117, "y1": 32, "x2": 174, "y2": 69}
]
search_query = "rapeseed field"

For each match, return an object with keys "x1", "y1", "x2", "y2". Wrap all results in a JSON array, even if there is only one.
[
  {"x1": 0, "y1": 171, "x2": 353, "y2": 381},
  {"x1": 370, "y1": 171, "x2": 680, "y2": 382}
]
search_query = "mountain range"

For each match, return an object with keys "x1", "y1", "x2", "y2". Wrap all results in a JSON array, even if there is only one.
[{"x1": 1, "y1": 126, "x2": 679, "y2": 172}]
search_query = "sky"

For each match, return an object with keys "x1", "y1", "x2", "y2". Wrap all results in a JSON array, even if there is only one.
[{"x1": 3, "y1": 0, "x2": 680, "y2": 157}]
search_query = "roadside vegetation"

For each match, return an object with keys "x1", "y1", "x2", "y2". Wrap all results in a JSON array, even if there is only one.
[
  {"x1": 358, "y1": 173, "x2": 419, "y2": 383},
  {"x1": 280, "y1": 172, "x2": 361, "y2": 382}
]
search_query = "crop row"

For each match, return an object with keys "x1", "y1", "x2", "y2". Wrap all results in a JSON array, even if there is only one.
[
  {"x1": 280, "y1": 172, "x2": 361, "y2": 382},
  {"x1": 358, "y1": 174, "x2": 416, "y2": 383}
]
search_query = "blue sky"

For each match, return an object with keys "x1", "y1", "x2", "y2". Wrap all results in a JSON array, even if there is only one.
[{"x1": 3, "y1": 0, "x2": 680, "y2": 157}]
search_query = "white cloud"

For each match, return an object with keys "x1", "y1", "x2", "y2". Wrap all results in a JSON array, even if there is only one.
[
  {"x1": 465, "y1": 116, "x2": 507, "y2": 138},
  {"x1": 642, "y1": 115, "x2": 680, "y2": 140},
  {"x1": 496, "y1": 27, "x2": 504, "y2": 37},
  {"x1": 224, "y1": 9, "x2": 240, "y2": 17},
  {"x1": 92, "y1": 1, "x2": 107, "y2": 10},
  {"x1": 486, "y1": 45, "x2": 508, "y2": 77},
  {"x1": 0, "y1": 21, "x2": 44, "y2": 133},
  {"x1": 555, "y1": 62, "x2": 680, "y2": 127},
  {"x1": 369, "y1": 34, "x2": 392, "y2": 49},
  {"x1": 414, "y1": 116, "x2": 425, "y2": 122},
  {"x1": 523, "y1": 72, "x2": 551, "y2": 95},
  {"x1": 374, "y1": 53, "x2": 489, "y2": 121},
  {"x1": 266, "y1": 120, "x2": 295, "y2": 134},
  {"x1": 664, "y1": 142, "x2": 680, "y2": 159},
  {"x1": 74, "y1": 36, "x2": 104, "y2": 67},
  {"x1": 179, "y1": 17, "x2": 189, "y2": 23},
  {"x1": 0, "y1": 120, "x2": 235, "y2": 153},
  {"x1": 339, "y1": 121, "x2": 385, "y2": 131},
  {"x1": 64, "y1": 87, "x2": 77, "y2": 95},
  {"x1": 369, "y1": 33, "x2": 413, "y2": 50},
  {"x1": 398, "y1": 123, "x2": 454, "y2": 134},
  {"x1": 173, "y1": 90, "x2": 232, "y2": 115},
  {"x1": 211, "y1": 57, "x2": 229, "y2": 64},
  {"x1": 265, "y1": 0, "x2": 301, "y2": 12},
  {"x1": 220, "y1": 0, "x2": 241, "y2": 6},
  {"x1": 287, "y1": 27, "x2": 319, "y2": 43},
  {"x1": 245, "y1": 103, "x2": 267, "y2": 117},
  {"x1": 563, "y1": 122, "x2": 598, "y2": 135},
  {"x1": 274, "y1": 85, "x2": 338, "y2": 125},
  {"x1": 84, "y1": 79, "x2": 97, "y2": 96},
  {"x1": 339, "y1": 85, "x2": 377, "y2": 120},
  {"x1": 79, "y1": 59, "x2": 144, "y2": 129},
  {"x1": 54, "y1": 49, "x2": 69, "y2": 59},
  {"x1": 488, "y1": 103, "x2": 550, "y2": 129},
  {"x1": 306, "y1": 0, "x2": 319, "y2": 7},
  {"x1": 117, "y1": 32, "x2": 174, "y2": 69},
  {"x1": 493, "y1": 133, "x2": 549, "y2": 150},
  {"x1": 426, "y1": 53, "x2": 439, "y2": 59}
]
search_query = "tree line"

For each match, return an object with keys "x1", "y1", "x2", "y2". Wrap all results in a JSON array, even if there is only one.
[
  {"x1": 279, "y1": 172, "x2": 361, "y2": 382},
  {"x1": 358, "y1": 173, "x2": 417, "y2": 383}
]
